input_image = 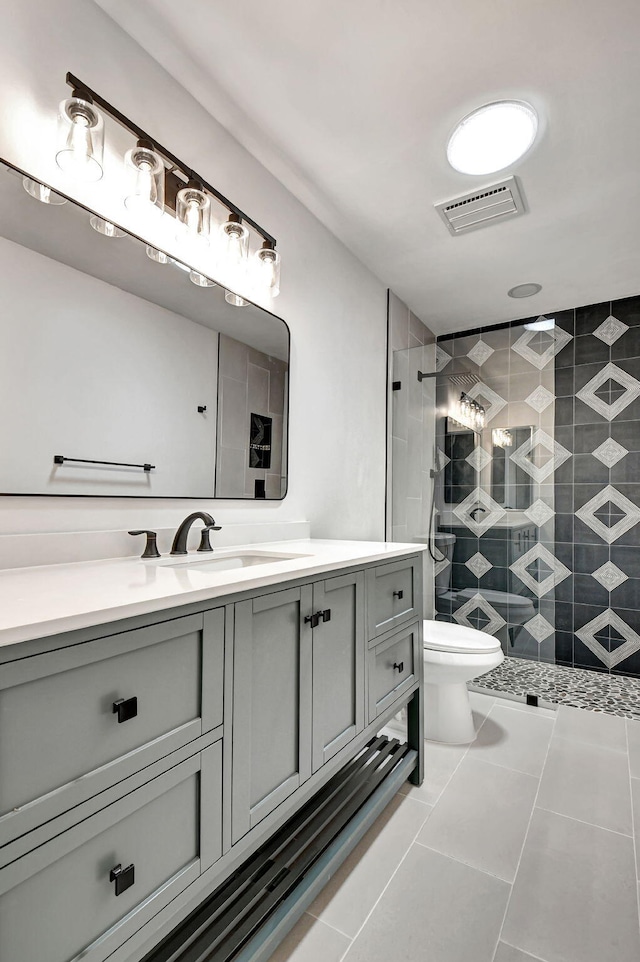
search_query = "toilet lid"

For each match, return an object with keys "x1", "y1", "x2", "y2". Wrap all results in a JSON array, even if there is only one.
[
  {"x1": 457, "y1": 588, "x2": 533, "y2": 609},
  {"x1": 423, "y1": 620, "x2": 502, "y2": 655}
]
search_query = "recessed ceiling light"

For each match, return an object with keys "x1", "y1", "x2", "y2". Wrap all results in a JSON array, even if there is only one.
[
  {"x1": 525, "y1": 317, "x2": 555, "y2": 331},
  {"x1": 508, "y1": 282, "x2": 542, "y2": 298},
  {"x1": 447, "y1": 101, "x2": 538, "y2": 176}
]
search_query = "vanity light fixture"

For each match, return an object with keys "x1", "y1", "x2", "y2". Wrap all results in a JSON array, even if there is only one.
[
  {"x1": 189, "y1": 270, "x2": 216, "y2": 288},
  {"x1": 146, "y1": 245, "x2": 172, "y2": 264},
  {"x1": 254, "y1": 240, "x2": 281, "y2": 298},
  {"x1": 124, "y1": 140, "x2": 165, "y2": 218},
  {"x1": 176, "y1": 180, "x2": 211, "y2": 242},
  {"x1": 50, "y1": 72, "x2": 281, "y2": 298},
  {"x1": 89, "y1": 215, "x2": 126, "y2": 238},
  {"x1": 452, "y1": 392, "x2": 485, "y2": 432},
  {"x1": 55, "y1": 88, "x2": 104, "y2": 182},
  {"x1": 447, "y1": 101, "x2": 538, "y2": 176},
  {"x1": 22, "y1": 177, "x2": 67, "y2": 205},
  {"x1": 225, "y1": 291, "x2": 249, "y2": 307},
  {"x1": 492, "y1": 428, "x2": 513, "y2": 448}
]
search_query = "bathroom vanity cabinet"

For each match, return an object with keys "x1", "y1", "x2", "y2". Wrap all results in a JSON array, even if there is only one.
[{"x1": 0, "y1": 548, "x2": 423, "y2": 962}]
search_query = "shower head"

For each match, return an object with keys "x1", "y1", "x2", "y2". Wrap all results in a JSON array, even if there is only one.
[{"x1": 446, "y1": 372, "x2": 480, "y2": 387}]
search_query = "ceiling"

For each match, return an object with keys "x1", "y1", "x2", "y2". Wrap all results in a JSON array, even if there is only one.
[{"x1": 96, "y1": 0, "x2": 640, "y2": 335}]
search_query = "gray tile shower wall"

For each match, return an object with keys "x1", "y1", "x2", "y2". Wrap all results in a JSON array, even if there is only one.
[{"x1": 434, "y1": 294, "x2": 640, "y2": 679}]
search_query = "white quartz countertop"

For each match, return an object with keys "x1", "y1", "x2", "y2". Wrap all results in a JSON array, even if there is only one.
[{"x1": 0, "y1": 539, "x2": 426, "y2": 649}]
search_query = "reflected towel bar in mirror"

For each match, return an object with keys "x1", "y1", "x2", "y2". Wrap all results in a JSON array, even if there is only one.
[{"x1": 54, "y1": 455, "x2": 155, "y2": 472}]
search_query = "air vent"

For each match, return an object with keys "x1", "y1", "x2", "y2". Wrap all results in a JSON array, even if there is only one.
[{"x1": 435, "y1": 176, "x2": 526, "y2": 235}]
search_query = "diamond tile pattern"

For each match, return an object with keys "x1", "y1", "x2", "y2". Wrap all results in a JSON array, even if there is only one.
[
  {"x1": 435, "y1": 344, "x2": 452, "y2": 372},
  {"x1": 592, "y1": 438, "x2": 629, "y2": 468},
  {"x1": 524, "y1": 499, "x2": 556, "y2": 527},
  {"x1": 510, "y1": 543, "x2": 571, "y2": 597},
  {"x1": 465, "y1": 552, "x2": 493, "y2": 578},
  {"x1": 523, "y1": 613, "x2": 555, "y2": 643},
  {"x1": 466, "y1": 446, "x2": 492, "y2": 472},
  {"x1": 576, "y1": 362, "x2": 640, "y2": 421},
  {"x1": 592, "y1": 562, "x2": 628, "y2": 591},
  {"x1": 511, "y1": 325, "x2": 573, "y2": 370},
  {"x1": 575, "y1": 484, "x2": 640, "y2": 544},
  {"x1": 575, "y1": 609, "x2": 640, "y2": 669},
  {"x1": 452, "y1": 487, "x2": 507, "y2": 536},
  {"x1": 467, "y1": 340, "x2": 494, "y2": 366},
  {"x1": 525, "y1": 385, "x2": 554, "y2": 413},
  {"x1": 453, "y1": 592, "x2": 506, "y2": 636},
  {"x1": 510, "y1": 429, "x2": 571, "y2": 483},
  {"x1": 593, "y1": 315, "x2": 629, "y2": 345}
]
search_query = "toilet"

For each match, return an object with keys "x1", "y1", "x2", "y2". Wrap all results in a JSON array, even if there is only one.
[{"x1": 423, "y1": 619, "x2": 504, "y2": 744}]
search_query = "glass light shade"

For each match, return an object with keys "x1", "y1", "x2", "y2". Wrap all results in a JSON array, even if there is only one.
[
  {"x1": 55, "y1": 96, "x2": 104, "y2": 182},
  {"x1": 225, "y1": 290, "x2": 248, "y2": 307},
  {"x1": 89, "y1": 215, "x2": 126, "y2": 238},
  {"x1": 22, "y1": 177, "x2": 67, "y2": 205},
  {"x1": 176, "y1": 185, "x2": 210, "y2": 242},
  {"x1": 124, "y1": 144, "x2": 165, "y2": 217},
  {"x1": 220, "y1": 215, "x2": 249, "y2": 275},
  {"x1": 146, "y1": 245, "x2": 172, "y2": 264},
  {"x1": 189, "y1": 271, "x2": 216, "y2": 288},
  {"x1": 254, "y1": 245, "x2": 281, "y2": 297},
  {"x1": 447, "y1": 101, "x2": 538, "y2": 175}
]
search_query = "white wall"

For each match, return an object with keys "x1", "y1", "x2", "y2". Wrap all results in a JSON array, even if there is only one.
[
  {"x1": 0, "y1": 0, "x2": 387, "y2": 546},
  {"x1": 0, "y1": 236, "x2": 218, "y2": 497}
]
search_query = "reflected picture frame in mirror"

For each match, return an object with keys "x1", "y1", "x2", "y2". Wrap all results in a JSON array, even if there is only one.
[{"x1": 0, "y1": 158, "x2": 289, "y2": 500}]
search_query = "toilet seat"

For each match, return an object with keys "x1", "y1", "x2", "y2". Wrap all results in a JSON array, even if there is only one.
[{"x1": 424, "y1": 620, "x2": 502, "y2": 655}]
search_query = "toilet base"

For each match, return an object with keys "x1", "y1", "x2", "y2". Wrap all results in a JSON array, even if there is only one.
[{"x1": 424, "y1": 681, "x2": 476, "y2": 744}]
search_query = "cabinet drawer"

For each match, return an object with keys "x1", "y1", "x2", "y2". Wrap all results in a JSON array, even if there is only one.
[
  {"x1": 0, "y1": 753, "x2": 211, "y2": 962},
  {"x1": 0, "y1": 610, "x2": 224, "y2": 839},
  {"x1": 366, "y1": 558, "x2": 421, "y2": 641},
  {"x1": 367, "y1": 623, "x2": 421, "y2": 722}
]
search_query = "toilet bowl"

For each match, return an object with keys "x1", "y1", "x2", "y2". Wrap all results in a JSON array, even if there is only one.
[{"x1": 423, "y1": 620, "x2": 504, "y2": 744}]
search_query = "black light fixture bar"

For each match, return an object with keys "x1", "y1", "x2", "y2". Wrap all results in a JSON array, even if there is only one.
[{"x1": 65, "y1": 72, "x2": 276, "y2": 246}]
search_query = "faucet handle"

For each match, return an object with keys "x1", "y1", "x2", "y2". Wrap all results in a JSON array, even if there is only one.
[
  {"x1": 128, "y1": 530, "x2": 161, "y2": 559},
  {"x1": 197, "y1": 524, "x2": 222, "y2": 553}
]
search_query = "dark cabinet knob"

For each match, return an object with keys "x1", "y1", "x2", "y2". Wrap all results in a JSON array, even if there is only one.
[
  {"x1": 110, "y1": 863, "x2": 135, "y2": 896},
  {"x1": 393, "y1": 590, "x2": 404, "y2": 600},
  {"x1": 320, "y1": 609, "x2": 331, "y2": 623},
  {"x1": 393, "y1": 661, "x2": 404, "y2": 673},
  {"x1": 113, "y1": 696, "x2": 138, "y2": 723},
  {"x1": 128, "y1": 530, "x2": 160, "y2": 559},
  {"x1": 304, "y1": 612, "x2": 321, "y2": 629}
]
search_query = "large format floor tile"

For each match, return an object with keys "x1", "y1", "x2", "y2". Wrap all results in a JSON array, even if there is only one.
[
  {"x1": 628, "y1": 718, "x2": 640, "y2": 778},
  {"x1": 554, "y1": 704, "x2": 627, "y2": 752},
  {"x1": 493, "y1": 944, "x2": 544, "y2": 962},
  {"x1": 632, "y1": 777, "x2": 640, "y2": 875},
  {"x1": 502, "y1": 808, "x2": 640, "y2": 962},
  {"x1": 399, "y1": 739, "x2": 467, "y2": 805},
  {"x1": 537, "y1": 735, "x2": 633, "y2": 835},
  {"x1": 468, "y1": 704, "x2": 554, "y2": 776},
  {"x1": 343, "y1": 844, "x2": 510, "y2": 962},
  {"x1": 266, "y1": 912, "x2": 351, "y2": 962},
  {"x1": 415, "y1": 756, "x2": 538, "y2": 882},
  {"x1": 307, "y1": 793, "x2": 431, "y2": 937}
]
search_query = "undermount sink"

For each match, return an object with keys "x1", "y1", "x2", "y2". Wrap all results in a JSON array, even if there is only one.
[{"x1": 157, "y1": 550, "x2": 311, "y2": 573}]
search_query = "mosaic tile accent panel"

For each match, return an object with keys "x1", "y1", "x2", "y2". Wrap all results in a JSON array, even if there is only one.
[{"x1": 471, "y1": 656, "x2": 640, "y2": 720}]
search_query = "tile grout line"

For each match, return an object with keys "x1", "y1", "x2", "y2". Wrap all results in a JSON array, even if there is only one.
[
  {"x1": 489, "y1": 699, "x2": 557, "y2": 962},
  {"x1": 336, "y1": 794, "x2": 434, "y2": 962},
  {"x1": 533, "y1": 802, "x2": 634, "y2": 840}
]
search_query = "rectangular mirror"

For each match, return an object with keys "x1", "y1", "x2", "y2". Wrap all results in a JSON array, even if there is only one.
[{"x1": 0, "y1": 161, "x2": 289, "y2": 499}]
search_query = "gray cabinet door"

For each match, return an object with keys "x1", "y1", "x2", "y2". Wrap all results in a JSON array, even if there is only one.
[
  {"x1": 366, "y1": 558, "x2": 422, "y2": 641},
  {"x1": 231, "y1": 586, "x2": 313, "y2": 843},
  {"x1": 311, "y1": 572, "x2": 365, "y2": 772}
]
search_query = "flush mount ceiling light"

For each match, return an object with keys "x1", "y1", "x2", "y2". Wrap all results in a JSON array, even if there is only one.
[
  {"x1": 447, "y1": 101, "x2": 538, "y2": 176},
  {"x1": 508, "y1": 282, "x2": 542, "y2": 299},
  {"x1": 47, "y1": 72, "x2": 281, "y2": 299}
]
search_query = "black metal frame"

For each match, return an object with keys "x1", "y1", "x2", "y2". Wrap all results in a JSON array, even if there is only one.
[
  {"x1": 0, "y1": 156, "x2": 290, "y2": 501},
  {"x1": 66, "y1": 73, "x2": 276, "y2": 247}
]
